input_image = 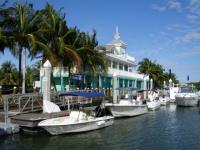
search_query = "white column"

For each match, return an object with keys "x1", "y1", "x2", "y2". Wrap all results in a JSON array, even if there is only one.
[
  {"x1": 111, "y1": 61, "x2": 113, "y2": 69},
  {"x1": 43, "y1": 60, "x2": 52, "y2": 102},
  {"x1": 113, "y1": 73, "x2": 117, "y2": 104},
  {"x1": 39, "y1": 61, "x2": 44, "y2": 93},
  {"x1": 42, "y1": 60, "x2": 61, "y2": 113},
  {"x1": 143, "y1": 78, "x2": 147, "y2": 99},
  {"x1": 150, "y1": 78, "x2": 153, "y2": 90},
  {"x1": 164, "y1": 80, "x2": 166, "y2": 89}
]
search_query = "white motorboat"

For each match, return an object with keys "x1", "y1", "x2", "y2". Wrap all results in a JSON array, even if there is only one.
[
  {"x1": 175, "y1": 86, "x2": 199, "y2": 107},
  {"x1": 147, "y1": 91, "x2": 161, "y2": 110},
  {"x1": 158, "y1": 89, "x2": 170, "y2": 106},
  {"x1": 39, "y1": 110, "x2": 114, "y2": 135},
  {"x1": 159, "y1": 96, "x2": 170, "y2": 106},
  {"x1": 105, "y1": 91, "x2": 148, "y2": 118},
  {"x1": 159, "y1": 95, "x2": 170, "y2": 106},
  {"x1": 39, "y1": 91, "x2": 114, "y2": 135},
  {"x1": 147, "y1": 100, "x2": 160, "y2": 110}
]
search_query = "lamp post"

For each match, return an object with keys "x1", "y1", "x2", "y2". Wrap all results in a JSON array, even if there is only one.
[
  {"x1": 163, "y1": 80, "x2": 166, "y2": 89},
  {"x1": 169, "y1": 78, "x2": 172, "y2": 87}
]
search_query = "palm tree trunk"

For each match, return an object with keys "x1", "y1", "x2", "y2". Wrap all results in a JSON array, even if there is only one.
[
  {"x1": 22, "y1": 49, "x2": 26, "y2": 94},
  {"x1": 18, "y1": 47, "x2": 22, "y2": 93}
]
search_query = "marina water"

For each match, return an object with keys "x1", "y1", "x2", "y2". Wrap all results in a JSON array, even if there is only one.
[{"x1": 1, "y1": 104, "x2": 200, "y2": 150}]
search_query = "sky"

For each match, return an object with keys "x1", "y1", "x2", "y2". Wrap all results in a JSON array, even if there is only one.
[{"x1": 1, "y1": 0, "x2": 200, "y2": 83}]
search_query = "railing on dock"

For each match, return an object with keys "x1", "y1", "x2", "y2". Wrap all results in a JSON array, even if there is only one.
[
  {"x1": 0, "y1": 91, "x2": 108, "y2": 114},
  {"x1": 1, "y1": 93, "x2": 43, "y2": 113}
]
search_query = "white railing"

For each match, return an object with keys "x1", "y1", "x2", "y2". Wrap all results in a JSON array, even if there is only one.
[
  {"x1": 106, "y1": 53, "x2": 135, "y2": 63},
  {"x1": 108, "y1": 68, "x2": 145, "y2": 79}
]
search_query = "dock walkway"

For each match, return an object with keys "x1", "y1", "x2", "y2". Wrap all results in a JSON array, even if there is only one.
[{"x1": 10, "y1": 111, "x2": 69, "y2": 128}]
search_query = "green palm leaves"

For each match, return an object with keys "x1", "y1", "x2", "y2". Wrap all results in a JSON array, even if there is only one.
[
  {"x1": 0, "y1": 2, "x2": 108, "y2": 90},
  {"x1": 137, "y1": 58, "x2": 178, "y2": 88}
]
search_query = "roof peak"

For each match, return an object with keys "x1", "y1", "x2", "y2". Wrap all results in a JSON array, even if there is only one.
[{"x1": 114, "y1": 26, "x2": 120, "y2": 40}]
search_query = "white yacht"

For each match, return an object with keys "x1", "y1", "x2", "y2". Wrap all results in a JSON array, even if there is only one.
[
  {"x1": 105, "y1": 90, "x2": 148, "y2": 118},
  {"x1": 147, "y1": 91, "x2": 161, "y2": 110},
  {"x1": 175, "y1": 86, "x2": 199, "y2": 107},
  {"x1": 39, "y1": 110, "x2": 114, "y2": 135}
]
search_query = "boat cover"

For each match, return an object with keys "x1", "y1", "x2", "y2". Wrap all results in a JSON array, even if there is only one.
[{"x1": 59, "y1": 91, "x2": 104, "y2": 98}]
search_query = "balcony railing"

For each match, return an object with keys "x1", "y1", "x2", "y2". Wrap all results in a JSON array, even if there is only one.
[{"x1": 108, "y1": 68, "x2": 146, "y2": 79}]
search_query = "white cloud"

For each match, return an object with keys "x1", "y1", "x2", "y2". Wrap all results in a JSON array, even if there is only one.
[
  {"x1": 175, "y1": 32, "x2": 200, "y2": 44},
  {"x1": 168, "y1": 0, "x2": 182, "y2": 12},
  {"x1": 186, "y1": 14, "x2": 199, "y2": 22},
  {"x1": 188, "y1": 0, "x2": 200, "y2": 15},
  {"x1": 166, "y1": 24, "x2": 190, "y2": 33},
  {"x1": 152, "y1": 0, "x2": 182, "y2": 12},
  {"x1": 176, "y1": 45, "x2": 200, "y2": 57},
  {"x1": 152, "y1": 4, "x2": 166, "y2": 12}
]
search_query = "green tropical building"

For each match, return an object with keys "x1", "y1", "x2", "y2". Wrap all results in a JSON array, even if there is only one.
[{"x1": 38, "y1": 28, "x2": 150, "y2": 95}]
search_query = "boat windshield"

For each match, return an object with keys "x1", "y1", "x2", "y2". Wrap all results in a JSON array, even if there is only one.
[{"x1": 179, "y1": 87, "x2": 196, "y2": 93}]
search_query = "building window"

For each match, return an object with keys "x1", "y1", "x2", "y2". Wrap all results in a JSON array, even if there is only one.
[
  {"x1": 119, "y1": 63, "x2": 123, "y2": 70},
  {"x1": 137, "y1": 81, "x2": 142, "y2": 89},
  {"x1": 129, "y1": 80, "x2": 132, "y2": 87},
  {"x1": 128, "y1": 65, "x2": 133, "y2": 72},
  {"x1": 124, "y1": 80, "x2": 128, "y2": 87},
  {"x1": 124, "y1": 64, "x2": 128, "y2": 71},
  {"x1": 112, "y1": 61, "x2": 117, "y2": 69},
  {"x1": 119, "y1": 79, "x2": 123, "y2": 88}
]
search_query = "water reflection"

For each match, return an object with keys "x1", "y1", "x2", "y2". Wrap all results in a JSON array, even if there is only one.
[{"x1": 1, "y1": 104, "x2": 200, "y2": 150}]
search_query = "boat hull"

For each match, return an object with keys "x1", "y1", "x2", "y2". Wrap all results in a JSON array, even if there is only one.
[
  {"x1": 147, "y1": 101, "x2": 161, "y2": 110},
  {"x1": 105, "y1": 104, "x2": 148, "y2": 118},
  {"x1": 39, "y1": 116, "x2": 114, "y2": 135},
  {"x1": 160, "y1": 97, "x2": 170, "y2": 106},
  {"x1": 176, "y1": 95, "x2": 199, "y2": 107}
]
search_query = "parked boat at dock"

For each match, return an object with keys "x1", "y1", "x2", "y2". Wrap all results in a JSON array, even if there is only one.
[
  {"x1": 39, "y1": 110, "x2": 114, "y2": 135},
  {"x1": 105, "y1": 89, "x2": 148, "y2": 118},
  {"x1": 39, "y1": 91, "x2": 114, "y2": 135},
  {"x1": 159, "y1": 96, "x2": 170, "y2": 106},
  {"x1": 147, "y1": 90, "x2": 161, "y2": 110},
  {"x1": 159, "y1": 90, "x2": 170, "y2": 106},
  {"x1": 175, "y1": 86, "x2": 199, "y2": 107}
]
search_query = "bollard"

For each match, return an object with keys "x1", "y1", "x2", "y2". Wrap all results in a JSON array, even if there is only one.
[{"x1": 13, "y1": 86, "x2": 17, "y2": 94}]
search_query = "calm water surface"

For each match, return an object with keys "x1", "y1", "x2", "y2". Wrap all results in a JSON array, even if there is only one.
[{"x1": 1, "y1": 104, "x2": 200, "y2": 150}]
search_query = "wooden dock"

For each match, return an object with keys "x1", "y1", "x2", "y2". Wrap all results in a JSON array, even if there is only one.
[{"x1": 10, "y1": 111, "x2": 69, "y2": 129}]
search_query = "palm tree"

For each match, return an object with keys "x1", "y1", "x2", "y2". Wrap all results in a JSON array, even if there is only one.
[
  {"x1": 163, "y1": 72, "x2": 179, "y2": 85},
  {"x1": 0, "y1": 61, "x2": 18, "y2": 85},
  {"x1": 32, "y1": 4, "x2": 81, "y2": 67},
  {"x1": 76, "y1": 31, "x2": 107, "y2": 76},
  {"x1": 137, "y1": 58, "x2": 164, "y2": 88},
  {"x1": 0, "y1": 2, "x2": 40, "y2": 92}
]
